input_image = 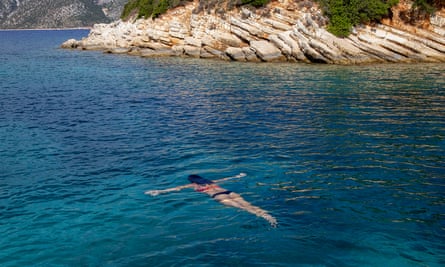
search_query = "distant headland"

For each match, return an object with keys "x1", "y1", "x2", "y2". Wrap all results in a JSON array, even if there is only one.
[
  {"x1": 0, "y1": 0, "x2": 127, "y2": 29},
  {"x1": 62, "y1": 0, "x2": 445, "y2": 64}
]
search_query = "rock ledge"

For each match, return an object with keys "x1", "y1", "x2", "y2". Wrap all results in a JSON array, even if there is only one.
[{"x1": 61, "y1": 0, "x2": 445, "y2": 64}]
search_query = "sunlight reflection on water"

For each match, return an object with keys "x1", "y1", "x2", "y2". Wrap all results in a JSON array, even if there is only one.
[{"x1": 0, "y1": 30, "x2": 444, "y2": 266}]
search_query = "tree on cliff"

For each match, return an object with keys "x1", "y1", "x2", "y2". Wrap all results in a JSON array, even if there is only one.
[
  {"x1": 121, "y1": 0, "x2": 190, "y2": 19},
  {"x1": 121, "y1": 0, "x2": 274, "y2": 20},
  {"x1": 409, "y1": 0, "x2": 444, "y2": 21},
  {"x1": 317, "y1": 0, "x2": 399, "y2": 37},
  {"x1": 317, "y1": 0, "x2": 444, "y2": 36}
]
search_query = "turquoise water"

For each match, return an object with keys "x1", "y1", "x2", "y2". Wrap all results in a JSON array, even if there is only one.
[{"x1": 1, "y1": 30, "x2": 444, "y2": 266}]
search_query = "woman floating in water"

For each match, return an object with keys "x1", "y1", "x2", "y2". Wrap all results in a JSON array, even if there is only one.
[{"x1": 145, "y1": 173, "x2": 277, "y2": 227}]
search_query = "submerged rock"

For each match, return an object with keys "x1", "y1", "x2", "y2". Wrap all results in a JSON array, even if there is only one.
[{"x1": 61, "y1": 1, "x2": 445, "y2": 64}]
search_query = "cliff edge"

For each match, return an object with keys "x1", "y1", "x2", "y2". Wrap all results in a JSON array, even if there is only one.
[{"x1": 62, "y1": 0, "x2": 445, "y2": 64}]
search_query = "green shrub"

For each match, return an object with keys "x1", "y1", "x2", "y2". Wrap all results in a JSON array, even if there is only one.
[
  {"x1": 241, "y1": 0, "x2": 270, "y2": 7},
  {"x1": 122, "y1": 0, "x2": 442, "y2": 26},
  {"x1": 138, "y1": 0, "x2": 155, "y2": 18},
  {"x1": 121, "y1": 0, "x2": 139, "y2": 19},
  {"x1": 412, "y1": 0, "x2": 436, "y2": 14},
  {"x1": 153, "y1": 0, "x2": 170, "y2": 18},
  {"x1": 317, "y1": 0, "x2": 399, "y2": 37},
  {"x1": 121, "y1": 0, "x2": 171, "y2": 19},
  {"x1": 319, "y1": 0, "x2": 442, "y2": 36},
  {"x1": 122, "y1": 0, "x2": 273, "y2": 20},
  {"x1": 325, "y1": 1, "x2": 352, "y2": 37}
]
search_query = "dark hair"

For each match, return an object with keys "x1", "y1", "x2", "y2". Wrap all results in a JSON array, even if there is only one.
[{"x1": 188, "y1": 175, "x2": 214, "y2": 185}]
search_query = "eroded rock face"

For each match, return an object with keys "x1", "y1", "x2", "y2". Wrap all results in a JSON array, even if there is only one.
[{"x1": 61, "y1": 0, "x2": 445, "y2": 64}]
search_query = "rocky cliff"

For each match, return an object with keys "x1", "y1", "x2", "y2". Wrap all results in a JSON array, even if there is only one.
[
  {"x1": 62, "y1": 0, "x2": 445, "y2": 64},
  {"x1": 0, "y1": 0, "x2": 127, "y2": 29}
]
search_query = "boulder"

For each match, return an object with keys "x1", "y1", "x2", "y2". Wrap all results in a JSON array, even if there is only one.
[
  {"x1": 292, "y1": 30, "x2": 329, "y2": 63},
  {"x1": 269, "y1": 34, "x2": 292, "y2": 57},
  {"x1": 278, "y1": 31, "x2": 307, "y2": 61},
  {"x1": 105, "y1": 48, "x2": 130, "y2": 54},
  {"x1": 201, "y1": 35, "x2": 228, "y2": 51},
  {"x1": 203, "y1": 46, "x2": 231, "y2": 60},
  {"x1": 172, "y1": 45, "x2": 185, "y2": 56},
  {"x1": 212, "y1": 31, "x2": 243, "y2": 47},
  {"x1": 250, "y1": 40, "x2": 285, "y2": 62},
  {"x1": 61, "y1": 39, "x2": 79, "y2": 49},
  {"x1": 242, "y1": 47, "x2": 260, "y2": 61},
  {"x1": 140, "y1": 48, "x2": 175, "y2": 57},
  {"x1": 225, "y1": 47, "x2": 246, "y2": 61},
  {"x1": 185, "y1": 36, "x2": 202, "y2": 47},
  {"x1": 183, "y1": 45, "x2": 201, "y2": 57},
  {"x1": 230, "y1": 26, "x2": 256, "y2": 43},
  {"x1": 230, "y1": 17, "x2": 262, "y2": 37}
]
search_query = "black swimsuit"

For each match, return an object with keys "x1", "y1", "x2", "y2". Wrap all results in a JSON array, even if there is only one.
[{"x1": 211, "y1": 190, "x2": 232, "y2": 198}]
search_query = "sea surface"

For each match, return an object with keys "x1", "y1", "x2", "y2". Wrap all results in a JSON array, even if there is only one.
[{"x1": 0, "y1": 30, "x2": 444, "y2": 266}]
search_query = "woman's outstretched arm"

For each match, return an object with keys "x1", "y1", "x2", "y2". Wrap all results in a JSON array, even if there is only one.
[
  {"x1": 145, "y1": 173, "x2": 246, "y2": 196},
  {"x1": 145, "y1": 183, "x2": 194, "y2": 196},
  {"x1": 212, "y1": 173, "x2": 246, "y2": 183}
]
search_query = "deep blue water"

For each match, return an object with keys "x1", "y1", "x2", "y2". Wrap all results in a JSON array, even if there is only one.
[{"x1": 1, "y1": 29, "x2": 444, "y2": 266}]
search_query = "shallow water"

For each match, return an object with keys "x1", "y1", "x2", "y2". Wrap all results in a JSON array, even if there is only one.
[{"x1": 0, "y1": 30, "x2": 444, "y2": 266}]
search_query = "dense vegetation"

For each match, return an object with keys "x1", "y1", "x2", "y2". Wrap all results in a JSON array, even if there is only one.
[
  {"x1": 412, "y1": 0, "x2": 440, "y2": 14},
  {"x1": 121, "y1": 0, "x2": 270, "y2": 19},
  {"x1": 319, "y1": 0, "x2": 443, "y2": 36},
  {"x1": 121, "y1": 0, "x2": 443, "y2": 36},
  {"x1": 121, "y1": 0, "x2": 187, "y2": 19},
  {"x1": 316, "y1": 0, "x2": 399, "y2": 37},
  {"x1": 240, "y1": 0, "x2": 270, "y2": 7}
]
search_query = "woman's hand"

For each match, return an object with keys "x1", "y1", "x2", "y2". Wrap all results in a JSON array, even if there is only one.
[{"x1": 145, "y1": 190, "x2": 160, "y2": 196}]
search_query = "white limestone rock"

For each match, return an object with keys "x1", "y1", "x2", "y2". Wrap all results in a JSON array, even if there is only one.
[
  {"x1": 61, "y1": 0, "x2": 445, "y2": 64},
  {"x1": 226, "y1": 47, "x2": 246, "y2": 61},
  {"x1": 250, "y1": 40, "x2": 285, "y2": 62}
]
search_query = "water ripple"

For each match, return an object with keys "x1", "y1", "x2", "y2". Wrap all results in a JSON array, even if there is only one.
[{"x1": 0, "y1": 30, "x2": 444, "y2": 266}]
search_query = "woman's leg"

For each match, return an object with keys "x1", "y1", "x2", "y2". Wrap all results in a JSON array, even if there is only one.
[{"x1": 215, "y1": 193, "x2": 277, "y2": 226}]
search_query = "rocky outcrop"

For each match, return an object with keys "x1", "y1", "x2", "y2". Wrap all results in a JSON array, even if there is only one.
[{"x1": 62, "y1": 0, "x2": 445, "y2": 64}]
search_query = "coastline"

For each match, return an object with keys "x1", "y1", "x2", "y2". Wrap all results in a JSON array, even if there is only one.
[{"x1": 61, "y1": 1, "x2": 445, "y2": 64}]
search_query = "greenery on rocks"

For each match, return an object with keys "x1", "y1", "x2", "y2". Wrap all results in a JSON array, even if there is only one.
[
  {"x1": 241, "y1": 0, "x2": 270, "y2": 8},
  {"x1": 411, "y1": 0, "x2": 444, "y2": 17},
  {"x1": 152, "y1": 0, "x2": 170, "y2": 17},
  {"x1": 317, "y1": 0, "x2": 399, "y2": 37},
  {"x1": 318, "y1": 0, "x2": 444, "y2": 37},
  {"x1": 121, "y1": 0, "x2": 184, "y2": 19},
  {"x1": 121, "y1": 0, "x2": 444, "y2": 36},
  {"x1": 121, "y1": 0, "x2": 271, "y2": 19},
  {"x1": 412, "y1": 0, "x2": 436, "y2": 14}
]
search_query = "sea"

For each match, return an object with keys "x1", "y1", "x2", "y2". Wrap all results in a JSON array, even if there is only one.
[{"x1": 0, "y1": 29, "x2": 444, "y2": 266}]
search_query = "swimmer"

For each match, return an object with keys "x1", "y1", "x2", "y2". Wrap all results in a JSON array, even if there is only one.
[{"x1": 145, "y1": 173, "x2": 277, "y2": 227}]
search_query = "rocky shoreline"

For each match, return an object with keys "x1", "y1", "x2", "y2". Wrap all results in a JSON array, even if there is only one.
[{"x1": 61, "y1": 0, "x2": 445, "y2": 64}]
